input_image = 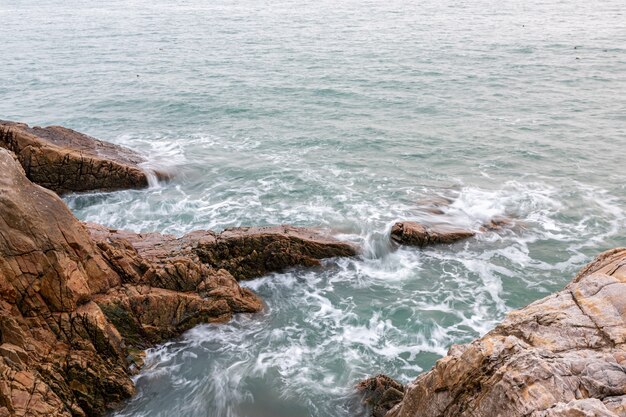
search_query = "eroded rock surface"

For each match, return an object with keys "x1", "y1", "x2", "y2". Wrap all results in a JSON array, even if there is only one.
[
  {"x1": 0, "y1": 148, "x2": 356, "y2": 416},
  {"x1": 0, "y1": 148, "x2": 133, "y2": 416},
  {"x1": 0, "y1": 120, "x2": 168, "y2": 194},
  {"x1": 374, "y1": 247, "x2": 626, "y2": 417}
]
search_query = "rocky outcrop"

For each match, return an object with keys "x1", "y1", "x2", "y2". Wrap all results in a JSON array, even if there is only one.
[
  {"x1": 365, "y1": 247, "x2": 626, "y2": 417},
  {"x1": 390, "y1": 222, "x2": 476, "y2": 247},
  {"x1": 357, "y1": 375, "x2": 406, "y2": 417},
  {"x1": 0, "y1": 148, "x2": 356, "y2": 417},
  {"x1": 0, "y1": 148, "x2": 134, "y2": 417},
  {"x1": 193, "y1": 226, "x2": 358, "y2": 280},
  {"x1": 0, "y1": 120, "x2": 169, "y2": 194},
  {"x1": 85, "y1": 223, "x2": 357, "y2": 346}
]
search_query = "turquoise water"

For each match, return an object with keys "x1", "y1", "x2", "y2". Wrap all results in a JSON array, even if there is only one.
[{"x1": 1, "y1": 1, "x2": 626, "y2": 416}]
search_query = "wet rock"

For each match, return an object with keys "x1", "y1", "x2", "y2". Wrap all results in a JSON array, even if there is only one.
[
  {"x1": 194, "y1": 225, "x2": 359, "y2": 280},
  {"x1": 0, "y1": 148, "x2": 133, "y2": 416},
  {"x1": 0, "y1": 120, "x2": 169, "y2": 194},
  {"x1": 390, "y1": 221, "x2": 476, "y2": 247},
  {"x1": 480, "y1": 215, "x2": 526, "y2": 232},
  {"x1": 378, "y1": 247, "x2": 626, "y2": 417},
  {"x1": 390, "y1": 216, "x2": 521, "y2": 248},
  {"x1": 0, "y1": 147, "x2": 356, "y2": 416},
  {"x1": 357, "y1": 374, "x2": 405, "y2": 417}
]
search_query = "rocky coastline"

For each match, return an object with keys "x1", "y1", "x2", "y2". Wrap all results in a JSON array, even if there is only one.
[
  {"x1": 0, "y1": 124, "x2": 356, "y2": 416},
  {"x1": 1, "y1": 122, "x2": 624, "y2": 417},
  {"x1": 359, "y1": 248, "x2": 626, "y2": 417}
]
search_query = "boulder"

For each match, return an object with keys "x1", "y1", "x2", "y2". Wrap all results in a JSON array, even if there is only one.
[
  {"x1": 0, "y1": 148, "x2": 356, "y2": 416},
  {"x1": 390, "y1": 222, "x2": 476, "y2": 247},
  {"x1": 390, "y1": 216, "x2": 523, "y2": 248},
  {"x1": 371, "y1": 247, "x2": 626, "y2": 417},
  {"x1": 0, "y1": 120, "x2": 168, "y2": 194}
]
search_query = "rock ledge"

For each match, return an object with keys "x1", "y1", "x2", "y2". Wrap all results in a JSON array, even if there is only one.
[{"x1": 0, "y1": 120, "x2": 168, "y2": 194}]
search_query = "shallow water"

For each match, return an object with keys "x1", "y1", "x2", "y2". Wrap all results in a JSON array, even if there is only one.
[{"x1": 1, "y1": 0, "x2": 626, "y2": 416}]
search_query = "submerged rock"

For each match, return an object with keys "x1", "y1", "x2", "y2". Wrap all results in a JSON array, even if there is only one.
[
  {"x1": 0, "y1": 120, "x2": 169, "y2": 194},
  {"x1": 372, "y1": 247, "x2": 626, "y2": 417},
  {"x1": 390, "y1": 216, "x2": 522, "y2": 248},
  {"x1": 0, "y1": 148, "x2": 356, "y2": 416},
  {"x1": 390, "y1": 221, "x2": 476, "y2": 247},
  {"x1": 392, "y1": 195, "x2": 523, "y2": 248}
]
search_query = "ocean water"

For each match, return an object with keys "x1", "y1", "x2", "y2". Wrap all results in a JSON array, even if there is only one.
[{"x1": 1, "y1": 0, "x2": 626, "y2": 416}]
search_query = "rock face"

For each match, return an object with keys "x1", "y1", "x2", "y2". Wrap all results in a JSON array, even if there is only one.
[
  {"x1": 0, "y1": 120, "x2": 168, "y2": 194},
  {"x1": 0, "y1": 148, "x2": 356, "y2": 417},
  {"x1": 370, "y1": 247, "x2": 626, "y2": 417},
  {"x1": 390, "y1": 222, "x2": 476, "y2": 247}
]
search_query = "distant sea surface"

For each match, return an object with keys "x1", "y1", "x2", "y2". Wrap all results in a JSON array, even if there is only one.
[{"x1": 1, "y1": 1, "x2": 625, "y2": 416}]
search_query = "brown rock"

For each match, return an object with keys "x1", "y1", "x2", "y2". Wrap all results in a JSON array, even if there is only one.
[
  {"x1": 357, "y1": 374, "x2": 405, "y2": 417},
  {"x1": 195, "y1": 225, "x2": 359, "y2": 280},
  {"x1": 0, "y1": 120, "x2": 169, "y2": 194},
  {"x1": 390, "y1": 222, "x2": 476, "y2": 247},
  {"x1": 379, "y1": 247, "x2": 626, "y2": 417},
  {"x1": 0, "y1": 147, "x2": 357, "y2": 416}
]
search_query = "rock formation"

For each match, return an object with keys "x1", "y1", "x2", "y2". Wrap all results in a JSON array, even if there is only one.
[
  {"x1": 360, "y1": 247, "x2": 626, "y2": 417},
  {"x1": 391, "y1": 194, "x2": 523, "y2": 248},
  {"x1": 0, "y1": 120, "x2": 169, "y2": 194},
  {"x1": 390, "y1": 222, "x2": 476, "y2": 247},
  {"x1": 357, "y1": 375, "x2": 406, "y2": 417},
  {"x1": 0, "y1": 148, "x2": 356, "y2": 417}
]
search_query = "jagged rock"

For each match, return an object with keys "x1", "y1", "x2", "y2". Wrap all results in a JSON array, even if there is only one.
[
  {"x1": 0, "y1": 120, "x2": 169, "y2": 194},
  {"x1": 357, "y1": 375, "x2": 405, "y2": 417},
  {"x1": 378, "y1": 247, "x2": 626, "y2": 417},
  {"x1": 193, "y1": 226, "x2": 359, "y2": 280},
  {"x1": 0, "y1": 148, "x2": 356, "y2": 416},
  {"x1": 0, "y1": 148, "x2": 134, "y2": 416},
  {"x1": 390, "y1": 222, "x2": 476, "y2": 247}
]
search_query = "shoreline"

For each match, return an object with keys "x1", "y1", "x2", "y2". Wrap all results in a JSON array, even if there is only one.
[{"x1": 1, "y1": 121, "x2": 625, "y2": 417}]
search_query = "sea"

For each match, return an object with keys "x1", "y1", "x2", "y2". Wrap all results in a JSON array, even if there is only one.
[{"x1": 1, "y1": 0, "x2": 625, "y2": 416}]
